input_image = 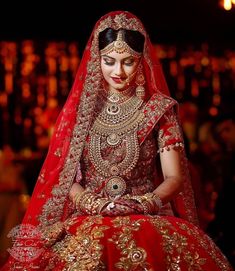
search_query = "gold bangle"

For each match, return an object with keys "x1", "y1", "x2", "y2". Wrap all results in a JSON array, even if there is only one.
[
  {"x1": 73, "y1": 192, "x2": 82, "y2": 205},
  {"x1": 76, "y1": 190, "x2": 94, "y2": 213},
  {"x1": 124, "y1": 193, "x2": 163, "y2": 214},
  {"x1": 97, "y1": 199, "x2": 113, "y2": 214}
]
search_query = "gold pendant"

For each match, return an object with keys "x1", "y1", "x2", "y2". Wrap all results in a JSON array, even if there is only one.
[
  {"x1": 105, "y1": 176, "x2": 127, "y2": 198},
  {"x1": 106, "y1": 104, "x2": 120, "y2": 115},
  {"x1": 107, "y1": 133, "x2": 120, "y2": 146}
]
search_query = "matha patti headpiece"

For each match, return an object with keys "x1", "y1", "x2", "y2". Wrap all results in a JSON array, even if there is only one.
[{"x1": 100, "y1": 29, "x2": 142, "y2": 57}]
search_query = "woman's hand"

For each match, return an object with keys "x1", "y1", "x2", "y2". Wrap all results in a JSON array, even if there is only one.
[
  {"x1": 69, "y1": 183, "x2": 84, "y2": 203},
  {"x1": 73, "y1": 188, "x2": 144, "y2": 216},
  {"x1": 100, "y1": 198, "x2": 144, "y2": 216}
]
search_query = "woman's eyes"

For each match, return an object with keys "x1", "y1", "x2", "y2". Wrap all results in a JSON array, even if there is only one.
[
  {"x1": 124, "y1": 59, "x2": 135, "y2": 66},
  {"x1": 103, "y1": 58, "x2": 135, "y2": 66},
  {"x1": 103, "y1": 59, "x2": 115, "y2": 66}
]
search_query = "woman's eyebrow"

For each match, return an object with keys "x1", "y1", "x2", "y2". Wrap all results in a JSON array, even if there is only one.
[
  {"x1": 102, "y1": 55, "x2": 115, "y2": 60},
  {"x1": 102, "y1": 55, "x2": 134, "y2": 61}
]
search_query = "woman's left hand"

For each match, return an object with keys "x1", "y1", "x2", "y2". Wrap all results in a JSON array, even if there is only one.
[{"x1": 100, "y1": 198, "x2": 144, "y2": 216}]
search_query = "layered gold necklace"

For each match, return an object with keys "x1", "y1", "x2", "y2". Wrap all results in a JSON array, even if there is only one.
[{"x1": 88, "y1": 88, "x2": 144, "y2": 198}]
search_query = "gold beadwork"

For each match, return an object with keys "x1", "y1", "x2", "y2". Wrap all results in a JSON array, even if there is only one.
[
  {"x1": 95, "y1": 94, "x2": 144, "y2": 126},
  {"x1": 89, "y1": 93, "x2": 145, "y2": 198},
  {"x1": 100, "y1": 30, "x2": 142, "y2": 57},
  {"x1": 103, "y1": 86, "x2": 135, "y2": 104}
]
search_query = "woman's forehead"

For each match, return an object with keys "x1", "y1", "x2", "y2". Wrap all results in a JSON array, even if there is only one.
[{"x1": 101, "y1": 51, "x2": 139, "y2": 60}]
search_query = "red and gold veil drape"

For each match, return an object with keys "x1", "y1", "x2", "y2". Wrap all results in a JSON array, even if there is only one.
[{"x1": 4, "y1": 11, "x2": 198, "y2": 264}]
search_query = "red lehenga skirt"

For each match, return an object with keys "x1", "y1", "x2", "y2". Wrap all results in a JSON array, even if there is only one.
[{"x1": 28, "y1": 214, "x2": 233, "y2": 271}]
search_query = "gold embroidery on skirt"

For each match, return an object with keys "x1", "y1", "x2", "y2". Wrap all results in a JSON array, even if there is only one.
[
  {"x1": 150, "y1": 217, "x2": 206, "y2": 271},
  {"x1": 109, "y1": 216, "x2": 151, "y2": 270},
  {"x1": 52, "y1": 216, "x2": 109, "y2": 270},
  {"x1": 177, "y1": 222, "x2": 232, "y2": 271}
]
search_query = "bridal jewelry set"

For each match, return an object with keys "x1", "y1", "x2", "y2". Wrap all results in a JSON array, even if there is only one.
[{"x1": 89, "y1": 87, "x2": 144, "y2": 199}]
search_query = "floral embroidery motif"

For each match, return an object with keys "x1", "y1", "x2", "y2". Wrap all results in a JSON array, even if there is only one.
[
  {"x1": 150, "y1": 217, "x2": 207, "y2": 271},
  {"x1": 96, "y1": 13, "x2": 146, "y2": 38},
  {"x1": 109, "y1": 216, "x2": 150, "y2": 270},
  {"x1": 138, "y1": 93, "x2": 176, "y2": 145},
  {"x1": 52, "y1": 216, "x2": 109, "y2": 270},
  {"x1": 157, "y1": 107, "x2": 183, "y2": 151},
  {"x1": 54, "y1": 148, "x2": 62, "y2": 157},
  {"x1": 177, "y1": 222, "x2": 232, "y2": 271}
]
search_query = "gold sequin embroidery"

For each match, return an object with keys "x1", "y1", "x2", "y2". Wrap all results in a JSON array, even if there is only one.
[
  {"x1": 109, "y1": 216, "x2": 150, "y2": 270},
  {"x1": 52, "y1": 216, "x2": 109, "y2": 271},
  {"x1": 150, "y1": 216, "x2": 206, "y2": 271}
]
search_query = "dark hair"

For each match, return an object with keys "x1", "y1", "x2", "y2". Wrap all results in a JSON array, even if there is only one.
[{"x1": 98, "y1": 28, "x2": 145, "y2": 53}]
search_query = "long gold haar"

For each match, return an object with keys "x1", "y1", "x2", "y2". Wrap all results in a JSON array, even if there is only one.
[{"x1": 89, "y1": 87, "x2": 144, "y2": 198}]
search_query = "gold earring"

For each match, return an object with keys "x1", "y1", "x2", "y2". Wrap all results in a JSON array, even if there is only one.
[{"x1": 135, "y1": 64, "x2": 145, "y2": 99}]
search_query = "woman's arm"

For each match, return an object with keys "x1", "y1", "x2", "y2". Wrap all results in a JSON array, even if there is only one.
[{"x1": 153, "y1": 147, "x2": 184, "y2": 205}]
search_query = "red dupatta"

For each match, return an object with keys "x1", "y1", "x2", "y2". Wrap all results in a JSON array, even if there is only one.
[{"x1": 11, "y1": 10, "x2": 199, "y2": 235}]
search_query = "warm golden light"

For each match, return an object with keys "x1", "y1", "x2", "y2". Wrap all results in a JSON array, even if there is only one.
[
  {"x1": 224, "y1": 0, "x2": 232, "y2": 10},
  {"x1": 5, "y1": 73, "x2": 13, "y2": 93}
]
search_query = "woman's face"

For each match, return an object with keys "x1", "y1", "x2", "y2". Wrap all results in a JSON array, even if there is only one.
[{"x1": 100, "y1": 51, "x2": 141, "y2": 92}]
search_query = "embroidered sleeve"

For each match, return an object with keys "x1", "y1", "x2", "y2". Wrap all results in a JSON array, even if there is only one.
[{"x1": 155, "y1": 107, "x2": 184, "y2": 152}]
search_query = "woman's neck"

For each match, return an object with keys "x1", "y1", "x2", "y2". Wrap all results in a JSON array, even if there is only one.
[{"x1": 104, "y1": 86, "x2": 136, "y2": 104}]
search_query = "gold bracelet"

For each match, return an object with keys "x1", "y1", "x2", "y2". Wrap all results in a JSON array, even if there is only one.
[
  {"x1": 148, "y1": 193, "x2": 162, "y2": 208},
  {"x1": 76, "y1": 190, "x2": 95, "y2": 213},
  {"x1": 73, "y1": 192, "x2": 82, "y2": 205},
  {"x1": 123, "y1": 193, "x2": 162, "y2": 214}
]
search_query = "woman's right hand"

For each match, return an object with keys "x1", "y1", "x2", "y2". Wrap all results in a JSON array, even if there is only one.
[{"x1": 69, "y1": 183, "x2": 84, "y2": 203}]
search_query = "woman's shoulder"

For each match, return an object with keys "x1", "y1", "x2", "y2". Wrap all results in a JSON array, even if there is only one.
[
  {"x1": 143, "y1": 92, "x2": 177, "y2": 113},
  {"x1": 147, "y1": 92, "x2": 177, "y2": 105}
]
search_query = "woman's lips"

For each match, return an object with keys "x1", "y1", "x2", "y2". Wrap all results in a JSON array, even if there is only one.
[{"x1": 111, "y1": 77, "x2": 125, "y2": 83}]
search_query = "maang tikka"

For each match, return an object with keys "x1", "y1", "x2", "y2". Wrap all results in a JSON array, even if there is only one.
[
  {"x1": 100, "y1": 30, "x2": 142, "y2": 57},
  {"x1": 135, "y1": 63, "x2": 145, "y2": 99}
]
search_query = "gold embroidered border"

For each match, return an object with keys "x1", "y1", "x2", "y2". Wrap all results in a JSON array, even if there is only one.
[
  {"x1": 38, "y1": 16, "x2": 105, "y2": 226},
  {"x1": 138, "y1": 93, "x2": 176, "y2": 145}
]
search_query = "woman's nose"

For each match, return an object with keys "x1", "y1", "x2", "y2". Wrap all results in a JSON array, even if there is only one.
[{"x1": 114, "y1": 63, "x2": 124, "y2": 76}]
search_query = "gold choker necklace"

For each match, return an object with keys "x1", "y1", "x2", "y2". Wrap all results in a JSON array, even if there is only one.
[
  {"x1": 98, "y1": 94, "x2": 143, "y2": 125},
  {"x1": 102, "y1": 86, "x2": 135, "y2": 104}
]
